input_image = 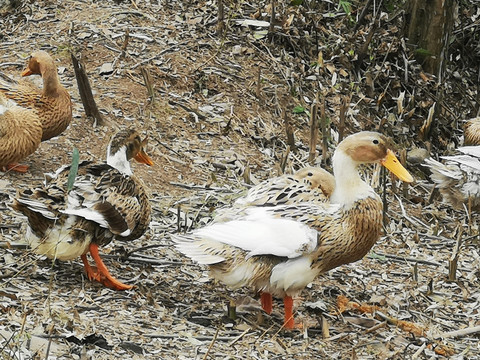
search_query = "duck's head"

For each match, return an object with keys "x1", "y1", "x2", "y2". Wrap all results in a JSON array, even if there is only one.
[
  {"x1": 294, "y1": 167, "x2": 336, "y2": 197},
  {"x1": 21, "y1": 50, "x2": 55, "y2": 77},
  {"x1": 107, "y1": 128, "x2": 154, "y2": 175},
  {"x1": 335, "y1": 131, "x2": 413, "y2": 183}
]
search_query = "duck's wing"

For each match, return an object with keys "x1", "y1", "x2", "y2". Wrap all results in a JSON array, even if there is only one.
[
  {"x1": 0, "y1": 80, "x2": 43, "y2": 108},
  {"x1": 173, "y1": 202, "x2": 339, "y2": 265},
  {"x1": 16, "y1": 162, "x2": 148, "y2": 238},
  {"x1": 60, "y1": 163, "x2": 148, "y2": 237}
]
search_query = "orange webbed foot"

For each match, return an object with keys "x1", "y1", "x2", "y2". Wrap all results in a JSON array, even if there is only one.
[
  {"x1": 81, "y1": 245, "x2": 133, "y2": 291},
  {"x1": 4, "y1": 163, "x2": 30, "y2": 173}
]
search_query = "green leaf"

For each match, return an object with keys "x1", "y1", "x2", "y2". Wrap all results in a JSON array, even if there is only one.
[
  {"x1": 369, "y1": 252, "x2": 387, "y2": 261},
  {"x1": 292, "y1": 106, "x2": 306, "y2": 114},
  {"x1": 67, "y1": 147, "x2": 80, "y2": 192},
  {"x1": 339, "y1": 0, "x2": 352, "y2": 15},
  {"x1": 414, "y1": 48, "x2": 433, "y2": 57},
  {"x1": 290, "y1": 0, "x2": 303, "y2": 5},
  {"x1": 253, "y1": 30, "x2": 268, "y2": 40}
]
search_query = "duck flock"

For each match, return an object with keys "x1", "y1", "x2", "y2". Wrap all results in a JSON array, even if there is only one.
[{"x1": 1, "y1": 49, "x2": 480, "y2": 347}]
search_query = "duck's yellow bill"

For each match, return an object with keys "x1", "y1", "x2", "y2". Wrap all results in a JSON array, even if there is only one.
[
  {"x1": 381, "y1": 149, "x2": 414, "y2": 183},
  {"x1": 134, "y1": 150, "x2": 154, "y2": 166}
]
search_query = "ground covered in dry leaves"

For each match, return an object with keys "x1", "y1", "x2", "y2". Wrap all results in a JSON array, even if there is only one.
[{"x1": 1, "y1": 0, "x2": 480, "y2": 359}]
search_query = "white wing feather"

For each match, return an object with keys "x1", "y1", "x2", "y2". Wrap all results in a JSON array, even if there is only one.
[{"x1": 195, "y1": 207, "x2": 318, "y2": 258}]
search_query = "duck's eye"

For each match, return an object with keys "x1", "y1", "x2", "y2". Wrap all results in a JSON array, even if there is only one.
[
  {"x1": 372, "y1": 139, "x2": 379, "y2": 145},
  {"x1": 307, "y1": 172, "x2": 313, "y2": 176}
]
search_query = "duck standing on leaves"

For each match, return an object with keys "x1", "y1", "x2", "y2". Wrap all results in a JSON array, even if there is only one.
[
  {"x1": 173, "y1": 131, "x2": 413, "y2": 329},
  {"x1": 12, "y1": 128, "x2": 153, "y2": 290}
]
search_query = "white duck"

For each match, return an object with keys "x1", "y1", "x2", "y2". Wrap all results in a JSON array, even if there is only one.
[{"x1": 425, "y1": 146, "x2": 480, "y2": 211}]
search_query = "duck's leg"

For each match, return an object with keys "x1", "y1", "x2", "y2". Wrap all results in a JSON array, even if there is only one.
[
  {"x1": 81, "y1": 253, "x2": 101, "y2": 282},
  {"x1": 85, "y1": 243, "x2": 133, "y2": 290},
  {"x1": 5, "y1": 163, "x2": 29, "y2": 173},
  {"x1": 283, "y1": 295, "x2": 295, "y2": 329},
  {"x1": 260, "y1": 292, "x2": 273, "y2": 314}
]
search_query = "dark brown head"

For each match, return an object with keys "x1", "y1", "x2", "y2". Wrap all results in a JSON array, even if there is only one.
[{"x1": 107, "y1": 128, "x2": 153, "y2": 174}]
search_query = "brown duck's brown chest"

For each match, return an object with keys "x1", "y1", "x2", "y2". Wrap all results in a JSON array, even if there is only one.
[{"x1": 315, "y1": 197, "x2": 383, "y2": 273}]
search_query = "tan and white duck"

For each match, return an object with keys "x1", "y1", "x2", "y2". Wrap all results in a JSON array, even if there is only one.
[
  {"x1": 12, "y1": 128, "x2": 153, "y2": 290},
  {"x1": 173, "y1": 131, "x2": 413, "y2": 329},
  {"x1": 0, "y1": 50, "x2": 72, "y2": 141},
  {"x1": 0, "y1": 95, "x2": 42, "y2": 172}
]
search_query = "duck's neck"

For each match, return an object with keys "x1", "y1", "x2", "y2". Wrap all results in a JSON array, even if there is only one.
[
  {"x1": 330, "y1": 150, "x2": 375, "y2": 206},
  {"x1": 40, "y1": 65, "x2": 61, "y2": 97},
  {"x1": 106, "y1": 145, "x2": 132, "y2": 176}
]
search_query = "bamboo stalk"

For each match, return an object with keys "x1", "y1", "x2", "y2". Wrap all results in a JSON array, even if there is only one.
[
  {"x1": 268, "y1": 0, "x2": 276, "y2": 42},
  {"x1": 400, "y1": 149, "x2": 408, "y2": 198},
  {"x1": 448, "y1": 226, "x2": 463, "y2": 281},
  {"x1": 338, "y1": 95, "x2": 348, "y2": 143},
  {"x1": 71, "y1": 53, "x2": 104, "y2": 126},
  {"x1": 217, "y1": 0, "x2": 225, "y2": 35},
  {"x1": 308, "y1": 99, "x2": 318, "y2": 165},
  {"x1": 140, "y1": 66, "x2": 155, "y2": 103},
  {"x1": 227, "y1": 300, "x2": 236, "y2": 321},
  {"x1": 320, "y1": 96, "x2": 329, "y2": 166},
  {"x1": 284, "y1": 110, "x2": 296, "y2": 152},
  {"x1": 256, "y1": 67, "x2": 262, "y2": 101},
  {"x1": 120, "y1": 28, "x2": 130, "y2": 59}
]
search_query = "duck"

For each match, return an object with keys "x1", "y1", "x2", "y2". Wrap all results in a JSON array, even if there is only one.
[
  {"x1": 464, "y1": 117, "x2": 480, "y2": 146},
  {"x1": 0, "y1": 50, "x2": 72, "y2": 141},
  {"x1": 234, "y1": 166, "x2": 335, "y2": 208},
  {"x1": 173, "y1": 131, "x2": 413, "y2": 329},
  {"x1": 424, "y1": 146, "x2": 480, "y2": 211},
  {"x1": 12, "y1": 127, "x2": 153, "y2": 290},
  {"x1": 0, "y1": 95, "x2": 42, "y2": 172},
  {"x1": 214, "y1": 167, "x2": 335, "y2": 222}
]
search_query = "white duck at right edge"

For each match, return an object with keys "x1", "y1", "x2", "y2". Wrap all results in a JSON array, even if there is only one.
[
  {"x1": 425, "y1": 146, "x2": 480, "y2": 211},
  {"x1": 173, "y1": 131, "x2": 413, "y2": 329}
]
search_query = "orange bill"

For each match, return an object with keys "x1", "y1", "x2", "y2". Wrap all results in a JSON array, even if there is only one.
[
  {"x1": 134, "y1": 149, "x2": 154, "y2": 166},
  {"x1": 21, "y1": 68, "x2": 33, "y2": 77},
  {"x1": 381, "y1": 149, "x2": 414, "y2": 183}
]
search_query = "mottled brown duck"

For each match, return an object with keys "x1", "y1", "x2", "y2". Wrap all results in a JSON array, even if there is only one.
[{"x1": 12, "y1": 128, "x2": 153, "y2": 290}]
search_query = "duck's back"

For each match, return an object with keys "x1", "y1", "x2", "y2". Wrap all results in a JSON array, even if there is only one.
[{"x1": 0, "y1": 101, "x2": 42, "y2": 167}]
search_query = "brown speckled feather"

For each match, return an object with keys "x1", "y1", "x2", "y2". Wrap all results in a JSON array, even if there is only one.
[{"x1": 0, "y1": 100, "x2": 42, "y2": 167}]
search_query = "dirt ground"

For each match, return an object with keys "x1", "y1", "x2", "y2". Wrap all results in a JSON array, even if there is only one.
[{"x1": 1, "y1": 1, "x2": 480, "y2": 359}]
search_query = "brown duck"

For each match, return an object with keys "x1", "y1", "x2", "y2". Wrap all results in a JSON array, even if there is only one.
[
  {"x1": 0, "y1": 50, "x2": 72, "y2": 141},
  {"x1": 0, "y1": 95, "x2": 42, "y2": 172}
]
